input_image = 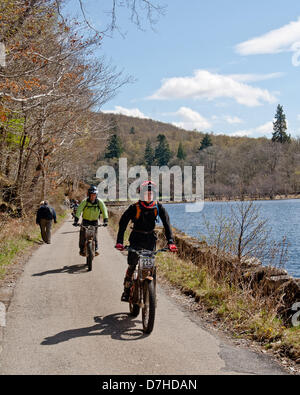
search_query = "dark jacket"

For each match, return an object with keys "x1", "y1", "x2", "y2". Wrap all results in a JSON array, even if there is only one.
[
  {"x1": 36, "y1": 204, "x2": 57, "y2": 224},
  {"x1": 116, "y1": 201, "x2": 174, "y2": 249}
]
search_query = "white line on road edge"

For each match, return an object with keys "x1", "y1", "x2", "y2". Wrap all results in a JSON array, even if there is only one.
[{"x1": 0, "y1": 302, "x2": 6, "y2": 327}]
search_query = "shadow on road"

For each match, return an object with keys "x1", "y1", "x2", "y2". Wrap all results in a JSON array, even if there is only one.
[
  {"x1": 60, "y1": 231, "x2": 79, "y2": 234},
  {"x1": 41, "y1": 313, "x2": 146, "y2": 344},
  {"x1": 24, "y1": 236, "x2": 44, "y2": 245},
  {"x1": 32, "y1": 264, "x2": 88, "y2": 276}
]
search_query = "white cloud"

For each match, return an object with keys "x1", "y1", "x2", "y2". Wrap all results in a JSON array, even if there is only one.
[
  {"x1": 236, "y1": 17, "x2": 300, "y2": 56},
  {"x1": 224, "y1": 115, "x2": 243, "y2": 124},
  {"x1": 255, "y1": 121, "x2": 274, "y2": 135},
  {"x1": 229, "y1": 72, "x2": 284, "y2": 82},
  {"x1": 172, "y1": 107, "x2": 212, "y2": 131},
  {"x1": 230, "y1": 130, "x2": 252, "y2": 137},
  {"x1": 149, "y1": 69, "x2": 277, "y2": 107},
  {"x1": 102, "y1": 106, "x2": 149, "y2": 119},
  {"x1": 231, "y1": 121, "x2": 274, "y2": 138}
]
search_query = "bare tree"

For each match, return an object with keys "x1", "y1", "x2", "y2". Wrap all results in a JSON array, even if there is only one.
[
  {"x1": 55, "y1": 0, "x2": 166, "y2": 36},
  {"x1": 203, "y1": 201, "x2": 289, "y2": 269},
  {"x1": 0, "y1": 0, "x2": 130, "y2": 213}
]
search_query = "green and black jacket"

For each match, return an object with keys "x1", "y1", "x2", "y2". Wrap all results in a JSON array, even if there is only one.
[{"x1": 75, "y1": 198, "x2": 108, "y2": 222}]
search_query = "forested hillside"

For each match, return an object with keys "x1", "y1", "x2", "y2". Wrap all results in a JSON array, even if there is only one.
[
  {"x1": 1, "y1": 1, "x2": 300, "y2": 218},
  {"x1": 91, "y1": 112, "x2": 300, "y2": 200}
]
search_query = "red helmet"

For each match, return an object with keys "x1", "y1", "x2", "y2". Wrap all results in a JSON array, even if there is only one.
[{"x1": 140, "y1": 181, "x2": 157, "y2": 201}]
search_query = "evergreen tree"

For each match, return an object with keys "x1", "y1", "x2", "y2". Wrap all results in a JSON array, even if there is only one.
[
  {"x1": 144, "y1": 138, "x2": 154, "y2": 167},
  {"x1": 272, "y1": 104, "x2": 291, "y2": 143},
  {"x1": 104, "y1": 134, "x2": 123, "y2": 159},
  {"x1": 109, "y1": 116, "x2": 119, "y2": 134},
  {"x1": 154, "y1": 134, "x2": 172, "y2": 166},
  {"x1": 199, "y1": 133, "x2": 213, "y2": 151},
  {"x1": 130, "y1": 126, "x2": 135, "y2": 134},
  {"x1": 177, "y1": 141, "x2": 186, "y2": 160}
]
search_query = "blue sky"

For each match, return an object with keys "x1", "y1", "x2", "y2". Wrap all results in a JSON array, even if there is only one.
[{"x1": 64, "y1": 0, "x2": 300, "y2": 138}]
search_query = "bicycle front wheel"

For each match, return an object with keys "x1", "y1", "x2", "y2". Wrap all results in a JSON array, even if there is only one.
[
  {"x1": 142, "y1": 280, "x2": 156, "y2": 334},
  {"x1": 129, "y1": 302, "x2": 140, "y2": 317},
  {"x1": 129, "y1": 281, "x2": 140, "y2": 317},
  {"x1": 86, "y1": 241, "x2": 93, "y2": 271}
]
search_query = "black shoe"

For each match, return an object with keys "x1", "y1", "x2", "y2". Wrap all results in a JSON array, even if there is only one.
[{"x1": 121, "y1": 290, "x2": 130, "y2": 302}]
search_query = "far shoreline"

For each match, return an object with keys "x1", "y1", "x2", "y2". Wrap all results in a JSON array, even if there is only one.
[{"x1": 105, "y1": 194, "x2": 300, "y2": 207}]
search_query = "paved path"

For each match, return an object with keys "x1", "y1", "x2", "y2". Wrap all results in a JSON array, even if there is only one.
[{"x1": 0, "y1": 218, "x2": 287, "y2": 375}]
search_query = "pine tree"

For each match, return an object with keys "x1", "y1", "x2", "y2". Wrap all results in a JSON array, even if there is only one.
[
  {"x1": 272, "y1": 104, "x2": 291, "y2": 143},
  {"x1": 130, "y1": 126, "x2": 135, "y2": 134},
  {"x1": 109, "y1": 116, "x2": 119, "y2": 134},
  {"x1": 199, "y1": 133, "x2": 213, "y2": 151},
  {"x1": 177, "y1": 141, "x2": 186, "y2": 160},
  {"x1": 155, "y1": 134, "x2": 172, "y2": 166},
  {"x1": 104, "y1": 134, "x2": 123, "y2": 159},
  {"x1": 144, "y1": 138, "x2": 154, "y2": 167}
]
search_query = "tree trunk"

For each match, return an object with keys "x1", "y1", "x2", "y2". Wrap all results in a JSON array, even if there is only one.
[
  {"x1": 5, "y1": 154, "x2": 10, "y2": 177},
  {"x1": 41, "y1": 165, "x2": 46, "y2": 201}
]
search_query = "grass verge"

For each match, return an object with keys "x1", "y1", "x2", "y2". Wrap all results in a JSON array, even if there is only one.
[
  {"x1": 0, "y1": 212, "x2": 67, "y2": 280},
  {"x1": 156, "y1": 248, "x2": 300, "y2": 363}
]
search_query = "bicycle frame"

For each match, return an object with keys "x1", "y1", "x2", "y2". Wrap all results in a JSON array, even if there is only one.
[
  {"x1": 80, "y1": 225, "x2": 96, "y2": 256},
  {"x1": 124, "y1": 246, "x2": 168, "y2": 333},
  {"x1": 131, "y1": 246, "x2": 166, "y2": 275},
  {"x1": 78, "y1": 223, "x2": 106, "y2": 271},
  {"x1": 126, "y1": 247, "x2": 168, "y2": 305}
]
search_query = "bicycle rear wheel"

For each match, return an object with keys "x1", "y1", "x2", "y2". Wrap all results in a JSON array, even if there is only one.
[
  {"x1": 86, "y1": 241, "x2": 93, "y2": 271},
  {"x1": 142, "y1": 280, "x2": 156, "y2": 334}
]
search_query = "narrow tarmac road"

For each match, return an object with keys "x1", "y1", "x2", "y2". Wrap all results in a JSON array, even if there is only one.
[{"x1": 0, "y1": 217, "x2": 287, "y2": 375}]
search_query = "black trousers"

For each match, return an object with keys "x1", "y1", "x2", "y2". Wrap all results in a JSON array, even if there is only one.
[
  {"x1": 79, "y1": 219, "x2": 98, "y2": 251},
  {"x1": 39, "y1": 218, "x2": 52, "y2": 243},
  {"x1": 125, "y1": 230, "x2": 157, "y2": 279}
]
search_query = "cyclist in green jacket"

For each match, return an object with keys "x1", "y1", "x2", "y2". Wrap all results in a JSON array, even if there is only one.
[{"x1": 73, "y1": 185, "x2": 108, "y2": 256}]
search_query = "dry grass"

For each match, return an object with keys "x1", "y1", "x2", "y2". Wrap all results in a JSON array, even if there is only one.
[
  {"x1": 0, "y1": 185, "x2": 72, "y2": 278},
  {"x1": 0, "y1": 210, "x2": 67, "y2": 279},
  {"x1": 156, "y1": 252, "x2": 300, "y2": 361}
]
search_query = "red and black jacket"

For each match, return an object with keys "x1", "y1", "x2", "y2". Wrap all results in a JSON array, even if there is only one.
[{"x1": 116, "y1": 201, "x2": 174, "y2": 247}]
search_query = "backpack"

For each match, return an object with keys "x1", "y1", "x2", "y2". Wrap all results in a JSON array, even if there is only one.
[
  {"x1": 40, "y1": 205, "x2": 53, "y2": 220},
  {"x1": 135, "y1": 201, "x2": 160, "y2": 224},
  {"x1": 82, "y1": 198, "x2": 102, "y2": 211}
]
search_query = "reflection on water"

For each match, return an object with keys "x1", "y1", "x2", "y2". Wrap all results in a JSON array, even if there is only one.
[{"x1": 164, "y1": 199, "x2": 300, "y2": 279}]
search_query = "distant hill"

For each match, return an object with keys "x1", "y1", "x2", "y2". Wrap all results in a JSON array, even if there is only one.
[
  {"x1": 98, "y1": 112, "x2": 206, "y2": 165},
  {"x1": 93, "y1": 112, "x2": 263, "y2": 167},
  {"x1": 88, "y1": 112, "x2": 300, "y2": 200}
]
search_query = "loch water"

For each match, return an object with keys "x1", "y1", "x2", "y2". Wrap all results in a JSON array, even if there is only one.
[{"x1": 164, "y1": 199, "x2": 300, "y2": 279}]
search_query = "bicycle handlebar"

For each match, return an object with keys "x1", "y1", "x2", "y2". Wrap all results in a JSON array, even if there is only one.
[
  {"x1": 76, "y1": 223, "x2": 107, "y2": 228},
  {"x1": 124, "y1": 246, "x2": 169, "y2": 256}
]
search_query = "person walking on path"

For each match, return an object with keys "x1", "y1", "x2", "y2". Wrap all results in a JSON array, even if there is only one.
[{"x1": 36, "y1": 200, "x2": 57, "y2": 244}]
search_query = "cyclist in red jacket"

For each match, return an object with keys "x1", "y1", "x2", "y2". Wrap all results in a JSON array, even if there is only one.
[{"x1": 115, "y1": 181, "x2": 177, "y2": 302}]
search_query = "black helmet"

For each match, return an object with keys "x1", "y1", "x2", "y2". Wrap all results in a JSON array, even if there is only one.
[{"x1": 88, "y1": 185, "x2": 98, "y2": 196}]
